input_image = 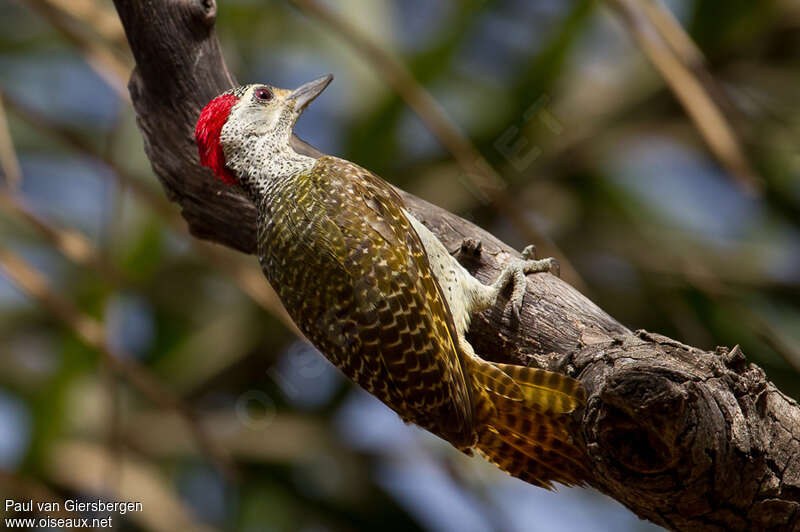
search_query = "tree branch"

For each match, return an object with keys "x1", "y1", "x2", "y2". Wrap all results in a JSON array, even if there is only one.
[{"x1": 111, "y1": 0, "x2": 800, "y2": 529}]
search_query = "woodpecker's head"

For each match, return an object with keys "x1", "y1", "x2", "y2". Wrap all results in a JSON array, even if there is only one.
[{"x1": 195, "y1": 74, "x2": 332, "y2": 185}]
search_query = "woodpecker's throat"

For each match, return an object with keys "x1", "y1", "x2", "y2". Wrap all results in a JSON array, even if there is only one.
[
  {"x1": 219, "y1": 104, "x2": 315, "y2": 202},
  {"x1": 222, "y1": 125, "x2": 315, "y2": 201}
]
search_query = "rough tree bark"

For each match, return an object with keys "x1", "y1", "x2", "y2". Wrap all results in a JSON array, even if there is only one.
[{"x1": 111, "y1": 1, "x2": 800, "y2": 530}]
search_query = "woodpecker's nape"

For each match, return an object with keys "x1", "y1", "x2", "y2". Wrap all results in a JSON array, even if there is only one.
[
  {"x1": 195, "y1": 75, "x2": 589, "y2": 489},
  {"x1": 195, "y1": 92, "x2": 239, "y2": 184}
]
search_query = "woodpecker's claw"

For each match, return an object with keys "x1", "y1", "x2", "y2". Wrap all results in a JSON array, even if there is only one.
[
  {"x1": 494, "y1": 248, "x2": 560, "y2": 323},
  {"x1": 521, "y1": 244, "x2": 537, "y2": 260},
  {"x1": 520, "y1": 245, "x2": 560, "y2": 277},
  {"x1": 509, "y1": 266, "x2": 527, "y2": 322},
  {"x1": 525, "y1": 257, "x2": 560, "y2": 278},
  {"x1": 512, "y1": 305, "x2": 522, "y2": 323},
  {"x1": 549, "y1": 259, "x2": 561, "y2": 278}
]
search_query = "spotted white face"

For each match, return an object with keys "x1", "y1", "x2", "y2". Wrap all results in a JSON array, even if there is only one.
[
  {"x1": 220, "y1": 84, "x2": 295, "y2": 148},
  {"x1": 195, "y1": 75, "x2": 332, "y2": 186}
]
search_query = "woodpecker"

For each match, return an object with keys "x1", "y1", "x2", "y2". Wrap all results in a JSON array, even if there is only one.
[{"x1": 195, "y1": 75, "x2": 588, "y2": 488}]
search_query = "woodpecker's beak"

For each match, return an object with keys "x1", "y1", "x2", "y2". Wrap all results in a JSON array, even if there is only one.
[{"x1": 289, "y1": 74, "x2": 333, "y2": 115}]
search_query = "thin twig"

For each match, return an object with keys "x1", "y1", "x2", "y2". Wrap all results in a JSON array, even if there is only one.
[
  {"x1": 640, "y1": 0, "x2": 704, "y2": 67},
  {"x1": 196, "y1": 241, "x2": 302, "y2": 336},
  {"x1": 0, "y1": 190, "x2": 129, "y2": 287},
  {"x1": 2, "y1": 93, "x2": 169, "y2": 214},
  {"x1": 291, "y1": 0, "x2": 588, "y2": 291},
  {"x1": 0, "y1": 245, "x2": 238, "y2": 481},
  {"x1": 23, "y1": 0, "x2": 131, "y2": 101},
  {"x1": 48, "y1": 441, "x2": 218, "y2": 532},
  {"x1": 38, "y1": 0, "x2": 126, "y2": 45},
  {"x1": 609, "y1": 0, "x2": 762, "y2": 194},
  {"x1": 638, "y1": 1, "x2": 744, "y2": 133},
  {"x1": 0, "y1": 92, "x2": 22, "y2": 190}
]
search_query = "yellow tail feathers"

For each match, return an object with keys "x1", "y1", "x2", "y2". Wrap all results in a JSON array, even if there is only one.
[
  {"x1": 492, "y1": 362, "x2": 586, "y2": 414},
  {"x1": 465, "y1": 356, "x2": 525, "y2": 401},
  {"x1": 476, "y1": 426, "x2": 587, "y2": 489},
  {"x1": 469, "y1": 358, "x2": 588, "y2": 489}
]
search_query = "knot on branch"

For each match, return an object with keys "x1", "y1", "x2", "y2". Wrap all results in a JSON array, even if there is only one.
[
  {"x1": 183, "y1": 0, "x2": 218, "y2": 28},
  {"x1": 593, "y1": 370, "x2": 689, "y2": 474},
  {"x1": 576, "y1": 335, "x2": 715, "y2": 486}
]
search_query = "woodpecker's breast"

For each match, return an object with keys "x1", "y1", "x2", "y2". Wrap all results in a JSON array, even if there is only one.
[{"x1": 254, "y1": 156, "x2": 475, "y2": 448}]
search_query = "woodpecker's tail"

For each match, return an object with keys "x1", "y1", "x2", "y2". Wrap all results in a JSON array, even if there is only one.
[{"x1": 466, "y1": 357, "x2": 589, "y2": 489}]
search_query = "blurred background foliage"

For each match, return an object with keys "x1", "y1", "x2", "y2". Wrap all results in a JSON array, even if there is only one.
[{"x1": 0, "y1": 0, "x2": 798, "y2": 530}]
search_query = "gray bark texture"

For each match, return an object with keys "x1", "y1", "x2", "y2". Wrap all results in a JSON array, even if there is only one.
[{"x1": 111, "y1": 0, "x2": 800, "y2": 530}]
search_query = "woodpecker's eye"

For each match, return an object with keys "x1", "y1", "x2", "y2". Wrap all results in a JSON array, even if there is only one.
[{"x1": 254, "y1": 87, "x2": 273, "y2": 102}]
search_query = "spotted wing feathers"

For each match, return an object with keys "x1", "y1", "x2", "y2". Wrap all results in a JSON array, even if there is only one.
[{"x1": 258, "y1": 156, "x2": 474, "y2": 447}]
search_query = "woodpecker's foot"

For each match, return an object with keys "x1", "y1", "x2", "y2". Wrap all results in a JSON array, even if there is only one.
[
  {"x1": 493, "y1": 247, "x2": 560, "y2": 322},
  {"x1": 521, "y1": 245, "x2": 560, "y2": 277},
  {"x1": 521, "y1": 244, "x2": 537, "y2": 260}
]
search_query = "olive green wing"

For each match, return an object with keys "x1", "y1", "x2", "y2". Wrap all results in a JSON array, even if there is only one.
[{"x1": 305, "y1": 156, "x2": 474, "y2": 446}]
